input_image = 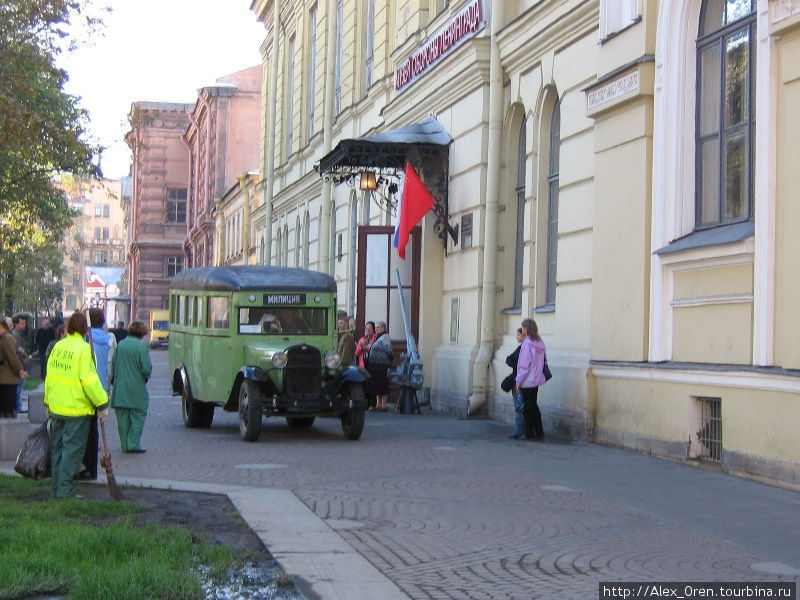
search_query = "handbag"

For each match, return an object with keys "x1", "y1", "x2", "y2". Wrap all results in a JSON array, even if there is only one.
[
  {"x1": 500, "y1": 373, "x2": 515, "y2": 393},
  {"x1": 14, "y1": 420, "x2": 52, "y2": 480},
  {"x1": 367, "y1": 341, "x2": 393, "y2": 369},
  {"x1": 543, "y1": 358, "x2": 552, "y2": 381}
]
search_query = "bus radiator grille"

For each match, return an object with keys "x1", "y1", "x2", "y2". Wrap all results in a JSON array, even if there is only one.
[{"x1": 284, "y1": 345, "x2": 322, "y2": 394}]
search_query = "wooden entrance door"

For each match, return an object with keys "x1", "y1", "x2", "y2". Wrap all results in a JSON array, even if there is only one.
[{"x1": 355, "y1": 226, "x2": 421, "y2": 352}]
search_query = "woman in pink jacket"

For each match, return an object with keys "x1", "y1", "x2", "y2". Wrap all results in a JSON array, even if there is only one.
[{"x1": 515, "y1": 318, "x2": 546, "y2": 440}]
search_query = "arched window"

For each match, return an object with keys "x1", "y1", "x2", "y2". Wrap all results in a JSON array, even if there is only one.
[
  {"x1": 546, "y1": 100, "x2": 561, "y2": 306},
  {"x1": 304, "y1": 211, "x2": 310, "y2": 268},
  {"x1": 695, "y1": 0, "x2": 755, "y2": 228},
  {"x1": 296, "y1": 216, "x2": 302, "y2": 267},
  {"x1": 283, "y1": 224, "x2": 289, "y2": 266},
  {"x1": 513, "y1": 117, "x2": 527, "y2": 309},
  {"x1": 330, "y1": 201, "x2": 337, "y2": 273}
]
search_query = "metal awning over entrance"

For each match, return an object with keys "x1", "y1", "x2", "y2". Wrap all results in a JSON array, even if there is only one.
[
  {"x1": 316, "y1": 116, "x2": 453, "y2": 174},
  {"x1": 315, "y1": 116, "x2": 458, "y2": 249}
]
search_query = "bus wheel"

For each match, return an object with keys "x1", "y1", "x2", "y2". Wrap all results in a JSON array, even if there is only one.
[
  {"x1": 181, "y1": 379, "x2": 209, "y2": 429},
  {"x1": 341, "y1": 383, "x2": 366, "y2": 440},
  {"x1": 197, "y1": 403, "x2": 214, "y2": 429},
  {"x1": 286, "y1": 417, "x2": 315, "y2": 428},
  {"x1": 238, "y1": 379, "x2": 262, "y2": 442}
]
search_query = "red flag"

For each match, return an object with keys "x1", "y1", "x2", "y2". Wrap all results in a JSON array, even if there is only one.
[{"x1": 394, "y1": 162, "x2": 434, "y2": 259}]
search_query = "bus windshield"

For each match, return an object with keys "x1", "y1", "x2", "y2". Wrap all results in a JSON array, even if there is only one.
[{"x1": 238, "y1": 307, "x2": 328, "y2": 335}]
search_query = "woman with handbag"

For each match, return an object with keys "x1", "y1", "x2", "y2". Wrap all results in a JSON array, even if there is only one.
[
  {"x1": 367, "y1": 321, "x2": 393, "y2": 411},
  {"x1": 504, "y1": 328, "x2": 526, "y2": 439},
  {"x1": 356, "y1": 321, "x2": 377, "y2": 407},
  {"x1": 515, "y1": 318, "x2": 547, "y2": 441}
]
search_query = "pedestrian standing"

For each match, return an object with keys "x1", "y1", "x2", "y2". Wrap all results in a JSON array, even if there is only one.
[
  {"x1": 110, "y1": 321, "x2": 152, "y2": 453},
  {"x1": 44, "y1": 312, "x2": 109, "y2": 498},
  {"x1": 79, "y1": 308, "x2": 116, "y2": 480},
  {"x1": 505, "y1": 328, "x2": 526, "y2": 439},
  {"x1": 337, "y1": 317, "x2": 356, "y2": 367},
  {"x1": 515, "y1": 318, "x2": 547, "y2": 441},
  {"x1": 11, "y1": 315, "x2": 29, "y2": 413},
  {"x1": 0, "y1": 317, "x2": 28, "y2": 418},
  {"x1": 111, "y1": 321, "x2": 128, "y2": 343},
  {"x1": 367, "y1": 321, "x2": 393, "y2": 411},
  {"x1": 35, "y1": 319, "x2": 55, "y2": 380}
]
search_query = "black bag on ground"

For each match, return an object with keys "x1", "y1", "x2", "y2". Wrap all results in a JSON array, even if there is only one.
[{"x1": 14, "y1": 420, "x2": 51, "y2": 480}]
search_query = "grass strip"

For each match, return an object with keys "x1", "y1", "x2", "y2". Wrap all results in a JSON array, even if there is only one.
[{"x1": 0, "y1": 475, "x2": 242, "y2": 600}]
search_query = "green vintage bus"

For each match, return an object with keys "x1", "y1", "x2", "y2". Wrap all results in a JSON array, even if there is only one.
[{"x1": 168, "y1": 266, "x2": 368, "y2": 441}]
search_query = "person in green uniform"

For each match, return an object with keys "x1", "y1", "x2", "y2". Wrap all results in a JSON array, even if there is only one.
[
  {"x1": 110, "y1": 321, "x2": 152, "y2": 453},
  {"x1": 44, "y1": 312, "x2": 109, "y2": 498}
]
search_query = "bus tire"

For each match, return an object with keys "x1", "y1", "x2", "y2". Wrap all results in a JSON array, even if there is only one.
[
  {"x1": 286, "y1": 417, "x2": 315, "y2": 428},
  {"x1": 238, "y1": 379, "x2": 262, "y2": 442},
  {"x1": 182, "y1": 378, "x2": 207, "y2": 429},
  {"x1": 341, "y1": 383, "x2": 366, "y2": 440},
  {"x1": 197, "y1": 403, "x2": 214, "y2": 429}
]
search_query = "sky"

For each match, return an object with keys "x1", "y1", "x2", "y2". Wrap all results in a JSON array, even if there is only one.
[{"x1": 57, "y1": 0, "x2": 266, "y2": 179}]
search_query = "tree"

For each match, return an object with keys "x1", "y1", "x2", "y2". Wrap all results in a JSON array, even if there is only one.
[{"x1": 0, "y1": 0, "x2": 107, "y2": 315}]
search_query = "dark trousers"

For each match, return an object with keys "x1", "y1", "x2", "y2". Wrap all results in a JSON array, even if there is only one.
[
  {"x1": 521, "y1": 386, "x2": 544, "y2": 439},
  {"x1": 82, "y1": 416, "x2": 98, "y2": 479},
  {"x1": 50, "y1": 416, "x2": 91, "y2": 498}
]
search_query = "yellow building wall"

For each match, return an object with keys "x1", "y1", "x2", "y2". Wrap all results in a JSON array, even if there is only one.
[
  {"x1": 670, "y1": 263, "x2": 754, "y2": 363},
  {"x1": 773, "y1": 27, "x2": 800, "y2": 371},
  {"x1": 590, "y1": 100, "x2": 653, "y2": 361},
  {"x1": 672, "y1": 303, "x2": 753, "y2": 364},
  {"x1": 594, "y1": 374, "x2": 800, "y2": 471}
]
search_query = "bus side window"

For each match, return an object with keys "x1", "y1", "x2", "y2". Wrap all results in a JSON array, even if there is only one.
[
  {"x1": 178, "y1": 296, "x2": 186, "y2": 325},
  {"x1": 208, "y1": 296, "x2": 230, "y2": 329}
]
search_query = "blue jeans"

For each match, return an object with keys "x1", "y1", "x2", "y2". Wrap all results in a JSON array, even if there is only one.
[
  {"x1": 512, "y1": 392, "x2": 525, "y2": 437},
  {"x1": 16, "y1": 379, "x2": 24, "y2": 412}
]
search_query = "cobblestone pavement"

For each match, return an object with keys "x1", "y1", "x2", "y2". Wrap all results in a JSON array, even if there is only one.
[{"x1": 42, "y1": 351, "x2": 800, "y2": 599}]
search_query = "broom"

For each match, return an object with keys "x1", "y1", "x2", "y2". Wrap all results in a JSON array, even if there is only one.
[
  {"x1": 86, "y1": 311, "x2": 123, "y2": 501},
  {"x1": 99, "y1": 418, "x2": 123, "y2": 500}
]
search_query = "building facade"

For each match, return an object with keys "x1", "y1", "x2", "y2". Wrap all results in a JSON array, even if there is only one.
[
  {"x1": 125, "y1": 102, "x2": 193, "y2": 323},
  {"x1": 61, "y1": 177, "x2": 126, "y2": 323},
  {"x1": 183, "y1": 66, "x2": 263, "y2": 268},
  {"x1": 249, "y1": 0, "x2": 799, "y2": 487},
  {"x1": 214, "y1": 172, "x2": 261, "y2": 266}
]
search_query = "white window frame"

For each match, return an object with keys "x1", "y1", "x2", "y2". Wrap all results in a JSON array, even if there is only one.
[
  {"x1": 600, "y1": 0, "x2": 643, "y2": 40},
  {"x1": 308, "y1": 4, "x2": 317, "y2": 138},
  {"x1": 649, "y1": 0, "x2": 774, "y2": 365}
]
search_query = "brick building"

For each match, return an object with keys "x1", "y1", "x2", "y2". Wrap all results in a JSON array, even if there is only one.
[
  {"x1": 183, "y1": 66, "x2": 263, "y2": 268},
  {"x1": 125, "y1": 102, "x2": 192, "y2": 323}
]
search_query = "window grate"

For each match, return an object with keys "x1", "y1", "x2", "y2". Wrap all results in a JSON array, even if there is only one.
[{"x1": 696, "y1": 397, "x2": 722, "y2": 462}]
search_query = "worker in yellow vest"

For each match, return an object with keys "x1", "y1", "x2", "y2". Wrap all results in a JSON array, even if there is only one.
[{"x1": 45, "y1": 312, "x2": 109, "y2": 498}]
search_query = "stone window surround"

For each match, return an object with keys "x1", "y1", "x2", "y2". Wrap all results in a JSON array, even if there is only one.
[{"x1": 649, "y1": 0, "x2": 775, "y2": 365}]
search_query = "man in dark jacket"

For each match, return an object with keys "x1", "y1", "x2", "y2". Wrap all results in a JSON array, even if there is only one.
[{"x1": 35, "y1": 320, "x2": 55, "y2": 380}]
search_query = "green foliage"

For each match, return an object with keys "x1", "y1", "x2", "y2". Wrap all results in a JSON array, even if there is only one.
[
  {"x1": 0, "y1": 1, "x2": 106, "y2": 316},
  {"x1": 0, "y1": 475, "x2": 241, "y2": 600}
]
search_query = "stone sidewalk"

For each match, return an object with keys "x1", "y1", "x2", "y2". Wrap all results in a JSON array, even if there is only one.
[{"x1": 3, "y1": 350, "x2": 800, "y2": 600}]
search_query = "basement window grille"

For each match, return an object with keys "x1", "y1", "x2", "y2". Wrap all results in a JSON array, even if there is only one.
[{"x1": 696, "y1": 397, "x2": 722, "y2": 462}]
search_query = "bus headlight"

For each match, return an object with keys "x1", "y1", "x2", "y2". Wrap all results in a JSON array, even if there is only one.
[
  {"x1": 271, "y1": 351, "x2": 288, "y2": 369},
  {"x1": 325, "y1": 351, "x2": 341, "y2": 369}
]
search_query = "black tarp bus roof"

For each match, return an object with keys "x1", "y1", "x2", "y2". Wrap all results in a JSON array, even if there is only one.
[{"x1": 169, "y1": 266, "x2": 337, "y2": 293}]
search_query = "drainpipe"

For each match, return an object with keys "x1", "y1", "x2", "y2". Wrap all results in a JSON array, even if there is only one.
[
  {"x1": 467, "y1": 0, "x2": 504, "y2": 415},
  {"x1": 318, "y1": 0, "x2": 337, "y2": 275},
  {"x1": 240, "y1": 174, "x2": 253, "y2": 263},
  {"x1": 263, "y1": 1, "x2": 280, "y2": 265},
  {"x1": 215, "y1": 198, "x2": 225, "y2": 265}
]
